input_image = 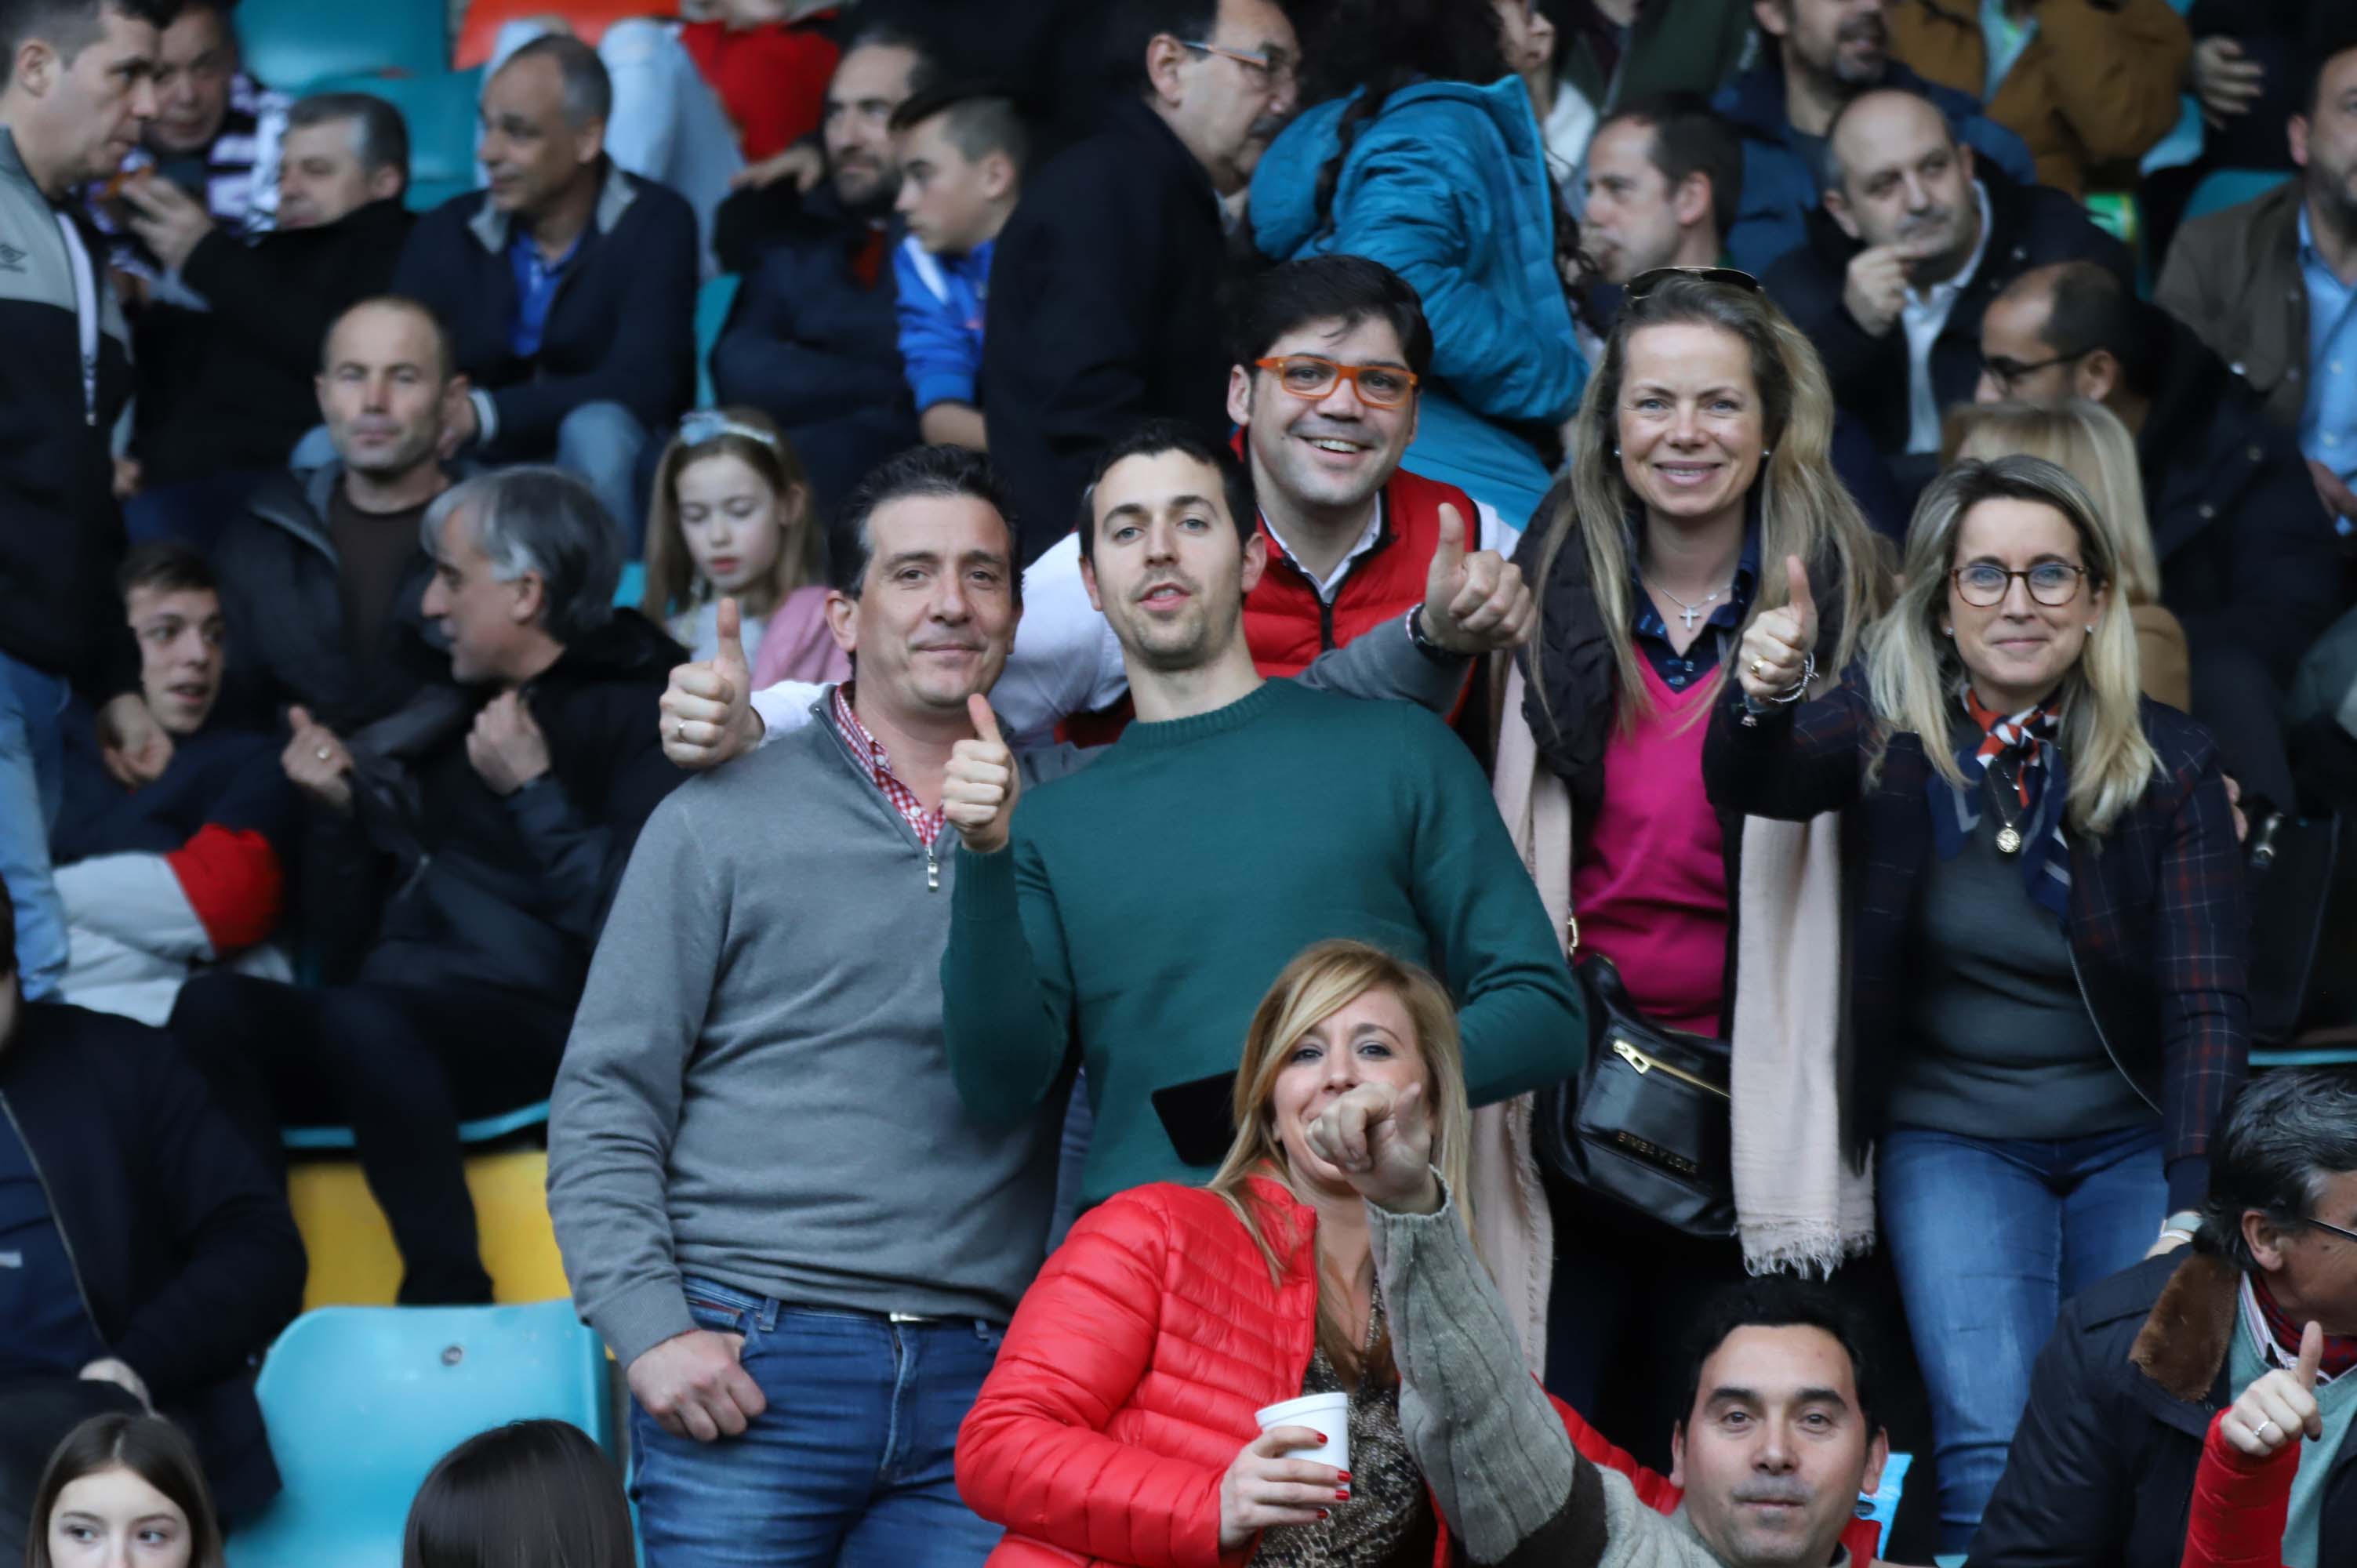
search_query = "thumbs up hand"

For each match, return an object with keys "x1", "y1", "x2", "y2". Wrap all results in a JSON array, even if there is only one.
[
  {"x1": 1416, "y1": 503, "x2": 1534, "y2": 655},
  {"x1": 943, "y1": 693, "x2": 1020, "y2": 854},
  {"x1": 660, "y1": 596, "x2": 765, "y2": 770},
  {"x1": 2222, "y1": 1320, "x2": 2327, "y2": 1458},
  {"x1": 1735, "y1": 555, "x2": 1821, "y2": 703}
]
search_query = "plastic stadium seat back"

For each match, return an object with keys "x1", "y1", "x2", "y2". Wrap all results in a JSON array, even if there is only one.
[
  {"x1": 695, "y1": 274, "x2": 741, "y2": 410},
  {"x1": 240, "y1": 0, "x2": 446, "y2": 93},
  {"x1": 284, "y1": 1097, "x2": 547, "y2": 1152},
  {"x1": 290, "y1": 1149, "x2": 571, "y2": 1310},
  {"x1": 453, "y1": 0, "x2": 658, "y2": 71},
  {"x1": 300, "y1": 69, "x2": 485, "y2": 216},
  {"x1": 2184, "y1": 169, "x2": 2293, "y2": 226},
  {"x1": 227, "y1": 1300, "x2": 611, "y2": 1568}
]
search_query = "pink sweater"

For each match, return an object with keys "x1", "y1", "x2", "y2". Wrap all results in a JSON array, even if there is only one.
[{"x1": 1570, "y1": 662, "x2": 1729, "y2": 1035}]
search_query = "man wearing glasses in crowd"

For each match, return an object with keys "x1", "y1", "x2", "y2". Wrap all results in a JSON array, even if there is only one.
[
  {"x1": 661, "y1": 256, "x2": 1512, "y2": 757},
  {"x1": 982, "y1": 0, "x2": 1300, "y2": 565},
  {"x1": 1973, "y1": 1069, "x2": 2357, "y2": 1567}
]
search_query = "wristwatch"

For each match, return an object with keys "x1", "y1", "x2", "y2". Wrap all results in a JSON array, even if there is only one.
[{"x1": 1406, "y1": 606, "x2": 1456, "y2": 665}]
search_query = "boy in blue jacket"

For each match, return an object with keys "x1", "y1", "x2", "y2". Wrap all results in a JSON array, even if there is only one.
[{"x1": 890, "y1": 86, "x2": 1026, "y2": 452}]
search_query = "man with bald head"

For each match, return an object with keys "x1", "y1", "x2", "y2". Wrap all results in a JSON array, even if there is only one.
[
  {"x1": 1763, "y1": 85, "x2": 2127, "y2": 492},
  {"x1": 1977, "y1": 260, "x2": 2341, "y2": 804},
  {"x1": 211, "y1": 296, "x2": 467, "y2": 735}
]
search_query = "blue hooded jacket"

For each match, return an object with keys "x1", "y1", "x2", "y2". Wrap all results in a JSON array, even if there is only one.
[
  {"x1": 1713, "y1": 60, "x2": 2035, "y2": 277},
  {"x1": 1251, "y1": 77, "x2": 1586, "y2": 528}
]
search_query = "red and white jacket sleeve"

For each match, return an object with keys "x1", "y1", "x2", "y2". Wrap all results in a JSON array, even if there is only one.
[{"x1": 54, "y1": 826, "x2": 283, "y2": 960}]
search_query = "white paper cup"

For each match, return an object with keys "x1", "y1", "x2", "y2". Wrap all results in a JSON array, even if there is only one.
[{"x1": 1255, "y1": 1391, "x2": 1350, "y2": 1474}]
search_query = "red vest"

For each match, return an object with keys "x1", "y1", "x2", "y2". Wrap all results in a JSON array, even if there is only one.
[{"x1": 1242, "y1": 466, "x2": 1479, "y2": 680}]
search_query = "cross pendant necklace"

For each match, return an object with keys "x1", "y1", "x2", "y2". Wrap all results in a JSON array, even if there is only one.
[{"x1": 1647, "y1": 579, "x2": 1728, "y2": 633}]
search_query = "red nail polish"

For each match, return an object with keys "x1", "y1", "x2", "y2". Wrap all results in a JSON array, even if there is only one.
[
  {"x1": 1317, "y1": 1510, "x2": 1330, "y2": 1521},
  {"x1": 1313, "y1": 1432, "x2": 1327, "y2": 1444},
  {"x1": 1335, "y1": 1489, "x2": 1350, "y2": 1501},
  {"x1": 1337, "y1": 1471, "x2": 1353, "y2": 1481}
]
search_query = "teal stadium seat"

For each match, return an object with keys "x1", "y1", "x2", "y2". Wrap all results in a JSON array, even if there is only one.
[
  {"x1": 228, "y1": 1301, "x2": 613, "y2": 1568},
  {"x1": 2184, "y1": 169, "x2": 2293, "y2": 225},
  {"x1": 303, "y1": 70, "x2": 486, "y2": 214},
  {"x1": 695, "y1": 274, "x2": 741, "y2": 410},
  {"x1": 613, "y1": 560, "x2": 646, "y2": 609},
  {"x1": 281, "y1": 1099, "x2": 551, "y2": 1152},
  {"x1": 238, "y1": 0, "x2": 446, "y2": 92}
]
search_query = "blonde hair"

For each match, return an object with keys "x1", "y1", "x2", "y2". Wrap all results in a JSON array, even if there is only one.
[
  {"x1": 1205, "y1": 940, "x2": 1474, "y2": 1388},
  {"x1": 1944, "y1": 399, "x2": 2163, "y2": 608},
  {"x1": 1530, "y1": 273, "x2": 1892, "y2": 728},
  {"x1": 639, "y1": 407, "x2": 823, "y2": 626},
  {"x1": 1865, "y1": 455, "x2": 2159, "y2": 837}
]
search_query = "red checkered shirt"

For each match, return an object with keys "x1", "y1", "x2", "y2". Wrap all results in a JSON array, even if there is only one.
[{"x1": 831, "y1": 684, "x2": 947, "y2": 850}]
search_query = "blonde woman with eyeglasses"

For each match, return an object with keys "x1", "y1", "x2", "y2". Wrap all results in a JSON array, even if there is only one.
[
  {"x1": 1705, "y1": 454, "x2": 2250, "y2": 1552},
  {"x1": 1944, "y1": 397, "x2": 2190, "y2": 711}
]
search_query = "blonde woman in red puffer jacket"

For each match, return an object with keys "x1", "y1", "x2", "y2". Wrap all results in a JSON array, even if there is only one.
[{"x1": 953, "y1": 938, "x2": 1884, "y2": 1568}]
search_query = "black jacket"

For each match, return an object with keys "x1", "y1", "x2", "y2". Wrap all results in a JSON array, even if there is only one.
[
  {"x1": 390, "y1": 162, "x2": 696, "y2": 455},
  {"x1": 0, "y1": 129, "x2": 138, "y2": 699},
  {"x1": 1704, "y1": 681, "x2": 2247, "y2": 1210},
  {"x1": 1763, "y1": 162, "x2": 2133, "y2": 458},
  {"x1": 133, "y1": 197, "x2": 412, "y2": 485},
  {"x1": 0, "y1": 1003, "x2": 305, "y2": 1519},
  {"x1": 982, "y1": 98, "x2": 1238, "y2": 564},
  {"x1": 707, "y1": 183, "x2": 917, "y2": 513},
  {"x1": 1973, "y1": 1250, "x2": 2357, "y2": 1568},
  {"x1": 2139, "y1": 315, "x2": 2350, "y2": 687},
  {"x1": 212, "y1": 461, "x2": 446, "y2": 735},
  {"x1": 332, "y1": 610, "x2": 685, "y2": 1000}
]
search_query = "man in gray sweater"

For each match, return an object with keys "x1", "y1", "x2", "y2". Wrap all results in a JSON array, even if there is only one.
[{"x1": 548, "y1": 444, "x2": 1494, "y2": 1568}]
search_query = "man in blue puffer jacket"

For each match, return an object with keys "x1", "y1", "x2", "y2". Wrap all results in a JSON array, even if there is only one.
[
  {"x1": 1251, "y1": 69, "x2": 1586, "y2": 533},
  {"x1": 1714, "y1": 0, "x2": 2033, "y2": 275}
]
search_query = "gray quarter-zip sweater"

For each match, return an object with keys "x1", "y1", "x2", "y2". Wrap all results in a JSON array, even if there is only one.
[
  {"x1": 551, "y1": 626, "x2": 1470, "y2": 1368},
  {"x1": 549, "y1": 701, "x2": 1087, "y2": 1367}
]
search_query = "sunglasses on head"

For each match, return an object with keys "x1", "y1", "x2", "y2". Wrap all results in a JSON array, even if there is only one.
[{"x1": 1625, "y1": 265, "x2": 1765, "y2": 299}]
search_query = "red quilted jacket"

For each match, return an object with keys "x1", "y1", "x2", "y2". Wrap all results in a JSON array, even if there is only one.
[
  {"x1": 955, "y1": 1176, "x2": 1883, "y2": 1567},
  {"x1": 2177, "y1": 1411, "x2": 2297, "y2": 1568}
]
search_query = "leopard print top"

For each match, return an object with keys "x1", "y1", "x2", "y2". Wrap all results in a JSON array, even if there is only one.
[{"x1": 1250, "y1": 1294, "x2": 1436, "y2": 1568}]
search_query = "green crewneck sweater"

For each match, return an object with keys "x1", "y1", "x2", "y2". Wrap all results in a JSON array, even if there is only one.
[{"x1": 942, "y1": 678, "x2": 1585, "y2": 1207}]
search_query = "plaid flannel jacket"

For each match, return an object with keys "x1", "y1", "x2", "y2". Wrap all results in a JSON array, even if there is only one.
[{"x1": 1702, "y1": 677, "x2": 2248, "y2": 1205}]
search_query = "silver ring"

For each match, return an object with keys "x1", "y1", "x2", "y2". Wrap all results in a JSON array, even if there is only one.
[
  {"x1": 2254, "y1": 1418, "x2": 2279, "y2": 1443},
  {"x1": 673, "y1": 721, "x2": 687, "y2": 743},
  {"x1": 315, "y1": 746, "x2": 332, "y2": 761}
]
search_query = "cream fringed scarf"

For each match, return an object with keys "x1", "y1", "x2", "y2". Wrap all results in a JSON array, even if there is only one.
[{"x1": 1729, "y1": 813, "x2": 1876, "y2": 1276}]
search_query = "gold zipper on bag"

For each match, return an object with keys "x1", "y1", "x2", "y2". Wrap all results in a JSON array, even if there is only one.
[{"x1": 1611, "y1": 1038, "x2": 1730, "y2": 1100}]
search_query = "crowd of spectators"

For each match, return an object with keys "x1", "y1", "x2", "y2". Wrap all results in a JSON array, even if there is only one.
[{"x1": 5, "y1": 0, "x2": 2357, "y2": 1566}]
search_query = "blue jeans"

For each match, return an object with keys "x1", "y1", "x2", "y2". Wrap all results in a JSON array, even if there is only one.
[
  {"x1": 554, "y1": 401, "x2": 652, "y2": 554},
  {"x1": 0, "y1": 652, "x2": 67, "y2": 1000},
  {"x1": 630, "y1": 1279, "x2": 1006, "y2": 1568},
  {"x1": 1881, "y1": 1122, "x2": 2166, "y2": 1554}
]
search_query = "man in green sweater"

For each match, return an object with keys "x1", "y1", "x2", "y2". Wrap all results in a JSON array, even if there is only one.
[{"x1": 939, "y1": 419, "x2": 1584, "y2": 1205}]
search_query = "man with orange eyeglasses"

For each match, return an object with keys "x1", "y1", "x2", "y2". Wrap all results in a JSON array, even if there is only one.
[{"x1": 661, "y1": 255, "x2": 1513, "y2": 759}]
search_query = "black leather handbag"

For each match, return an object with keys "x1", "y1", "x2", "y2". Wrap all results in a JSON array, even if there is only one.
[{"x1": 1534, "y1": 942, "x2": 1737, "y2": 1239}]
